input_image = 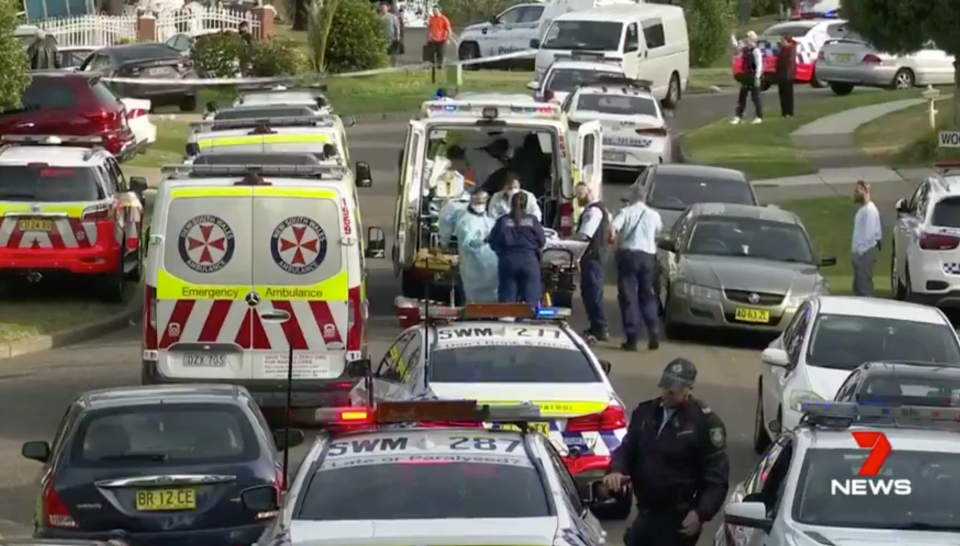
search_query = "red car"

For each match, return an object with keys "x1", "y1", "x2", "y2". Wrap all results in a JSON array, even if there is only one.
[{"x1": 0, "y1": 71, "x2": 140, "y2": 160}]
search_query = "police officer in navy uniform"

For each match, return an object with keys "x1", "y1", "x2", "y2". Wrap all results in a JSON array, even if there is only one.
[
  {"x1": 604, "y1": 358, "x2": 730, "y2": 546},
  {"x1": 571, "y1": 182, "x2": 609, "y2": 340}
]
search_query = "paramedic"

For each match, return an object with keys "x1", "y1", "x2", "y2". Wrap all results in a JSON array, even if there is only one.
[
  {"x1": 489, "y1": 173, "x2": 542, "y2": 221},
  {"x1": 455, "y1": 191, "x2": 499, "y2": 302},
  {"x1": 611, "y1": 184, "x2": 661, "y2": 352},
  {"x1": 731, "y1": 30, "x2": 763, "y2": 125},
  {"x1": 604, "y1": 358, "x2": 729, "y2": 546},
  {"x1": 571, "y1": 182, "x2": 609, "y2": 340},
  {"x1": 489, "y1": 192, "x2": 546, "y2": 303}
]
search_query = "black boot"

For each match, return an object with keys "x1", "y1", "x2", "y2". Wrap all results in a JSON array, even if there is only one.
[
  {"x1": 621, "y1": 338, "x2": 639, "y2": 352},
  {"x1": 648, "y1": 333, "x2": 660, "y2": 351}
]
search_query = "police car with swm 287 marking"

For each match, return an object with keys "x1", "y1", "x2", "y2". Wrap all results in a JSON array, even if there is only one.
[{"x1": 241, "y1": 400, "x2": 609, "y2": 546}]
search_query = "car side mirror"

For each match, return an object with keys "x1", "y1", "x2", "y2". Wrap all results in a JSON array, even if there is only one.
[
  {"x1": 273, "y1": 428, "x2": 305, "y2": 451},
  {"x1": 724, "y1": 501, "x2": 773, "y2": 532},
  {"x1": 526, "y1": 80, "x2": 539, "y2": 91},
  {"x1": 240, "y1": 485, "x2": 279, "y2": 512},
  {"x1": 346, "y1": 358, "x2": 371, "y2": 377},
  {"x1": 761, "y1": 347, "x2": 790, "y2": 367},
  {"x1": 345, "y1": 115, "x2": 357, "y2": 127},
  {"x1": 129, "y1": 176, "x2": 148, "y2": 198},
  {"x1": 657, "y1": 238, "x2": 675, "y2": 252},
  {"x1": 355, "y1": 161, "x2": 372, "y2": 188},
  {"x1": 21, "y1": 441, "x2": 50, "y2": 463},
  {"x1": 895, "y1": 198, "x2": 909, "y2": 214},
  {"x1": 366, "y1": 227, "x2": 386, "y2": 259},
  {"x1": 529, "y1": 38, "x2": 540, "y2": 49},
  {"x1": 820, "y1": 255, "x2": 836, "y2": 267},
  {"x1": 598, "y1": 359, "x2": 612, "y2": 375}
]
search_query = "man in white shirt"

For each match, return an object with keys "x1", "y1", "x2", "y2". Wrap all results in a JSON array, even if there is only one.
[
  {"x1": 611, "y1": 185, "x2": 663, "y2": 351},
  {"x1": 851, "y1": 181, "x2": 882, "y2": 296}
]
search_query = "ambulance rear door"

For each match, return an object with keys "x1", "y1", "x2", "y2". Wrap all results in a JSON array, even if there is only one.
[
  {"x1": 576, "y1": 119, "x2": 603, "y2": 199},
  {"x1": 250, "y1": 185, "x2": 349, "y2": 382},
  {"x1": 156, "y1": 186, "x2": 255, "y2": 380},
  {"x1": 394, "y1": 120, "x2": 426, "y2": 275}
]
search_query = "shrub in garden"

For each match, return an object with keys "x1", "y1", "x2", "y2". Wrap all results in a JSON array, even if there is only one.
[
  {"x1": 249, "y1": 38, "x2": 308, "y2": 77},
  {"x1": 308, "y1": 0, "x2": 386, "y2": 74},
  {"x1": 190, "y1": 32, "x2": 243, "y2": 78},
  {"x1": 685, "y1": 0, "x2": 736, "y2": 68}
]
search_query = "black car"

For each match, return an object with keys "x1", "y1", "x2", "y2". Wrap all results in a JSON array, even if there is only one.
[
  {"x1": 637, "y1": 164, "x2": 759, "y2": 230},
  {"x1": 22, "y1": 384, "x2": 304, "y2": 546},
  {"x1": 79, "y1": 43, "x2": 199, "y2": 111},
  {"x1": 834, "y1": 361, "x2": 960, "y2": 406}
]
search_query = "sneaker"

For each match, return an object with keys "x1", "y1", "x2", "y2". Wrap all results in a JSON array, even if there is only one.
[
  {"x1": 751, "y1": 118, "x2": 763, "y2": 124},
  {"x1": 730, "y1": 117, "x2": 742, "y2": 125}
]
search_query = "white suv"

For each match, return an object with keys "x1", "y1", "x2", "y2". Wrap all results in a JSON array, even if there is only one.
[
  {"x1": 891, "y1": 169, "x2": 960, "y2": 304},
  {"x1": 753, "y1": 295, "x2": 960, "y2": 454}
]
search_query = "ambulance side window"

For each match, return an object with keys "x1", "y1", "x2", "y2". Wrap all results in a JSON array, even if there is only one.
[{"x1": 378, "y1": 331, "x2": 414, "y2": 382}]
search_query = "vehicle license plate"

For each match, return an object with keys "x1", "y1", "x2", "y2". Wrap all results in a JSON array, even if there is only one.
[
  {"x1": 183, "y1": 353, "x2": 227, "y2": 367},
  {"x1": 734, "y1": 308, "x2": 770, "y2": 323},
  {"x1": 832, "y1": 53, "x2": 852, "y2": 63},
  {"x1": 147, "y1": 66, "x2": 174, "y2": 76},
  {"x1": 135, "y1": 489, "x2": 196, "y2": 511},
  {"x1": 489, "y1": 422, "x2": 551, "y2": 435},
  {"x1": 18, "y1": 218, "x2": 52, "y2": 231},
  {"x1": 603, "y1": 151, "x2": 626, "y2": 162}
]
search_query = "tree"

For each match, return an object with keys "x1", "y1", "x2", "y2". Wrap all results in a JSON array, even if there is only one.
[
  {"x1": 685, "y1": 0, "x2": 736, "y2": 68},
  {"x1": 309, "y1": 0, "x2": 386, "y2": 73},
  {"x1": 842, "y1": 0, "x2": 960, "y2": 126},
  {"x1": 0, "y1": 0, "x2": 30, "y2": 109},
  {"x1": 306, "y1": 0, "x2": 340, "y2": 73}
]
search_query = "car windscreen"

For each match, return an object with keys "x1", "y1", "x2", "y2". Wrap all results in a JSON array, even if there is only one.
[
  {"x1": 852, "y1": 373, "x2": 960, "y2": 405},
  {"x1": 650, "y1": 174, "x2": 755, "y2": 210},
  {"x1": 542, "y1": 21, "x2": 624, "y2": 51},
  {"x1": 192, "y1": 153, "x2": 319, "y2": 165},
  {"x1": 762, "y1": 24, "x2": 813, "y2": 39},
  {"x1": 0, "y1": 166, "x2": 103, "y2": 202},
  {"x1": 429, "y1": 346, "x2": 600, "y2": 383},
  {"x1": 69, "y1": 403, "x2": 260, "y2": 467},
  {"x1": 298, "y1": 442, "x2": 550, "y2": 519},
  {"x1": 214, "y1": 106, "x2": 314, "y2": 120},
  {"x1": 806, "y1": 315, "x2": 960, "y2": 370},
  {"x1": 546, "y1": 69, "x2": 620, "y2": 93},
  {"x1": 686, "y1": 216, "x2": 815, "y2": 264},
  {"x1": 793, "y1": 448, "x2": 960, "y2": 530},
  {"x1": 932, "y1": 197, "x2": 960, "y2": 228},
  {"x1": 577, "y1": 94, "x2": 658, "y2": 117}
]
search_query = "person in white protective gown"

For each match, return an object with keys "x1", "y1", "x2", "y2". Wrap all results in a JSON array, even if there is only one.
[
  {"x1": 454, "y1": 191, "x2": 499, "y2": 302},
  {"x1": 488, "y1": 172, "x2": 542, "y2": 221}
]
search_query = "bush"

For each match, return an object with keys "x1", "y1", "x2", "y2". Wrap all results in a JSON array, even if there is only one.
[
  {"x1": 309, "y1": 0, "x2": 386, "y2": 74},
  {"x1": 249, "y1": 38, "x2": 308, "y2": 77},
  {"x1": 436, "y1": 0, "x2": 527, "y2": 29},
  {"x1": 190, "y1": 32, "x2": 244, "y2": 78},
  {"x1": 0, "y1": 0, "x2": 29, "y2": 108},
  {"x1": 685, "y1": 0, "x2": 736, "y2": 68}
]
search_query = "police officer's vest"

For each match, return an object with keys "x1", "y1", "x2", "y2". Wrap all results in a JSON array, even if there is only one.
[{"x1": 577, "y1": 201, "x2": 610, "y2": 261}]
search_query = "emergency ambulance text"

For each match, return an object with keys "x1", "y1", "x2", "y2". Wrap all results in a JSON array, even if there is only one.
[{"x1": 182, "y1": 287, "x2": 241, "y2": 299}]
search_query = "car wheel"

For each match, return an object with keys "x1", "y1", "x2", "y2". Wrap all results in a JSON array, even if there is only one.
[
  {"x1": 458, "y1": 42, "x2": 481, "y2": 70},
  {"x1": 591, "y1": 486, "x2": 632, "y2": 520},
  {"x1": 662, "y1": 72, "x2": 681, "y2": 109},
  {"x1": 179, "y1": 95, "x2": 198, "y2": 112},
  {"x1": 904, "y1": 267, "x2": 916, "y2": 302},
  {"x1": 99, "y1": 257, "x2": 126, "y2": 304},
  {"x1": 125, "y1": 241, "x2": 144, "y2": 283},
  {"x1": 810, "y1": 70, "x2": 827, "y2": 88},
  {"x1": 829, "y1": 82, "x2": 854, "y2": 96},
  {"x1": 753, "y1": 378, "x2": 772, "y2": 454},
  {"x1": 891, "y1": 250, "x2": 907, "y2": 300},
  {"x1": 892, "y1": 68, "x2": 915, "y2": 90}
]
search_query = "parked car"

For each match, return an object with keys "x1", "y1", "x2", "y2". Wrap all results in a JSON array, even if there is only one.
[
  {"x1": 58, "y1": 46, "x2": 95, "y2": 69},
  {"x1": 79, "y1": 42, "x2": 199, "y2": 111},
  {"x1": 0, "y1": 71, "x2": 138, "y2": 159},
  {"x1": 815, "y1": 33, "x2": 956, "y2": 96}
]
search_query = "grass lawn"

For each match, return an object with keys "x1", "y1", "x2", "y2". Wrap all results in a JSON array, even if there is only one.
[
  {"x1": 779, "y1": 196, "x2": 891, "y2": 297},
  {"x1": 683, "y1": 89, "x2": 921, "y2": 181},
  {"x1": 126, "y1": 119, "x2": 192, "y2": 169},
  {"x1": 0, "y1": 287, "x2": 133, "y2": 344},
  {"x1": 854, "y1": 97, "x2": 960, "y2": 165}
]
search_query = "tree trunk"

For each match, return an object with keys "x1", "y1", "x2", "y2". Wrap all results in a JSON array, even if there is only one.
[{"x1": 293, "y1": 0, "x2": 308, "y2": 30}]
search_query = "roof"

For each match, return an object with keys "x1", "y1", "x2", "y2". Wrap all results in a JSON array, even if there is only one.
[
  {"x1": 159, "y1": 172, "x2": 353, "y2": 191},
  {"x1": 0, "y1": 145, "x2": 104, "y2": 166},
  {"x1": 804, "y1": 425, "x2": 960, "y2": 453},
  {"x1": 99, "y1": 42, "x2": 178, "y2": 54},
  {"x1": 554, "y1": 3, "x2": 681, "y2": 21},
  {"x1": 432, "y1": 321, "x2": 578, "y2": 350},
  {"x1": 654, "y1": 163, "x2": 748, "y2": 181},
  {"x1": 688, "y1": 202, "x2": 799, "y2": 224},
  {"x1": 322, "y1": 427, "x2": 528, "y2": 458},
  {"x1": 928, "y1": 173, "x2": 960, "y2": 196},
  {"x1": 81, "y1": 384, "x2": 245, "y2": 408},
  {"x1": 814, "y1": 296, "x2": 949, "y2": 324}
]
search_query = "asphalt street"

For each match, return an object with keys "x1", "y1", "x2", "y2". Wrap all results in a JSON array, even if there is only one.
[{"x1": 0, "y1": 88, "x2": 850, "y2": 542}]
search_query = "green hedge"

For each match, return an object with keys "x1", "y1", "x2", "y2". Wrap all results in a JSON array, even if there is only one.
[{"x1": 190, "y1": 32, "x2": 308, "y2": 78}]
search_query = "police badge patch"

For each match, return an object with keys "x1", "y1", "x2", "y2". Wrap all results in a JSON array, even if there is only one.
[{"x1": 710, "y1": 427, "x2": 725, "y2": 448}]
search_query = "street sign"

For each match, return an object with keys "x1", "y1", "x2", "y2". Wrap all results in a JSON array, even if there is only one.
[{"x1": 939, "y1": 131, "x2": 960, "y2": 148}]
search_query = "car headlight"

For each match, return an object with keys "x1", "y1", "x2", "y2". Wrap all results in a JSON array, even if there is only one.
[
  {"x1": 789, "y1": 390, "x2": 823, "y2": 412},
  {"x1": 675, "y1": 282, "x2": 721, "y2": 300}
]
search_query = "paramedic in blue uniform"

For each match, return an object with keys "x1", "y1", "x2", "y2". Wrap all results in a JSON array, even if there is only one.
[
  {"x1": 571, "y1": 182, "x2": 609, "y2": 340},
  {"x1": 611, "y1": 184, "x2": 662, "y2": 351},
  {"x1": 604, "y1": 358, "x2": 730, "y2": 546},
  {"x1": 488, "y1": 192, "x2": 546, "y2": 303}
]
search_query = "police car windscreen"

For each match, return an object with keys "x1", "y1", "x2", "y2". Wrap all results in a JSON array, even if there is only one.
[
  {"x1": 429, "y1": 325, "x2": 600, "y2": 383},
  {"x1": 0, "y1": 166, "x2": 103, "y2": 202},
  {"x1": 793, "y1": 448, "x2": 960, "y2": 530},
  {"x1": 214, "y1": 106, "x2": 313, "y2": 120},
  {"x1": 541, "y1": 21, "x2": 623, "y2": 51},
  {"x1": 686, "y1": 217, "x2": 815, "y2": 264},
  {"x1": 192, "y1": 153, "x2": 319, "y2": 165},
  {"x1": 650, "y1": 174, "x2": 755, "y2": 210},
  {"x1": 806, "y1": 315, "x2": 960, "y2": 370},
  {"x1": 299, "y1": 432, "x2": 551, "y2": 520},
  {"x1": 69, "y1": 404, "x2": 260, "y2": 466},
  {"x1": 546, "y1": 69, "x2": 618, "y2": 93},
  {"x1": 577, "y1": 95, "x2": 658, "y2": 117}
]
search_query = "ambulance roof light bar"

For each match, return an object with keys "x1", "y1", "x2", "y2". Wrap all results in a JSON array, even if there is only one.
[
  {"x1": 313, "y1": 400, "x2": 543, "y2": 425},
  {"x1": 422, "y1": 100, "x2": 561, "y2": 120},
  {"x1": 800, "y1": 401, "x2": 960, "y2": 429},
  {"x1": 189, "y1": 115, "x2": 338, "y2": 131},
  {"x1": 160, "y1": 163, "x2": 347, "y2": 180},
  {"x1": 1, "y1": 135, "x2": 103, "y2": 146}
]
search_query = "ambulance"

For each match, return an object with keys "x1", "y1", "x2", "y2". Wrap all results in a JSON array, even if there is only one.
[{"x1": 141, "y1": 163, "x2": 384, "y2": 409}]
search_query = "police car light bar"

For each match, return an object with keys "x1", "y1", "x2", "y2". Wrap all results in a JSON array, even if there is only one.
[
  {"x1": 160, "y1": 163, "x2": 347, "y2": 179},
  {"x1": 189, "y1": 115, "x2": 337, "y2": 131},
  {"x1": 1, "y1": 135, "x2": 103, "y2": 145},
  {"x1": 422, "y1": 100, "x2": 561, "y2": 120},
  {"x1": 313, "y1": 401, "x2": 543, "y2": 425},
  {"x1": 801, "y1": 401, "x2": 960, "y2": 427}
]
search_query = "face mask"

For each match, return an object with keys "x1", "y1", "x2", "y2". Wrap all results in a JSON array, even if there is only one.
[{"x1": 507, "y1": 188, "x2": 520, "y2": 196}]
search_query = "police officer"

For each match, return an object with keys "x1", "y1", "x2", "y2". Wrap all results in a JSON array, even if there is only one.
[
  {"x1": 571, "y1": 182, "x2": 609, "y2": 340},
  {"x1": 488, "y1": 192, "x2": 546, "y2": 303},
  {"x1": 603, "y1": 358, "x2": 729, "y2": 546},
  {"x1": 610, "y1": 184, "x2": 662, "y2": 351}
]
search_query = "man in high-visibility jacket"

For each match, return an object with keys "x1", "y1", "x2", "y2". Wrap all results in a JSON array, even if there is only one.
[{"x1": 426, "y1": 7, "x2": 453, "y2": 67}]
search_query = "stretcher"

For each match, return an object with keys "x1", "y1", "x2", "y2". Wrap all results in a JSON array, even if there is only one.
[{"x1": 541, "y1": 234, "x2": 588, "y2": 308}]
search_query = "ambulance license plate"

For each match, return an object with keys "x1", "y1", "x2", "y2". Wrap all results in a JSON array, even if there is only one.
[
  {"x1": 603, "y1": 151, "x2": 626, "y2": 162},
  {"x1": 734, "y1": 308, "x2": 770, "y2": 323},
  {"x1": 183, "y1": 354, "x2": 227, "y2": 367},
  {"x1": 18, "y1": 218, "x2": 52, "y2": 231}
]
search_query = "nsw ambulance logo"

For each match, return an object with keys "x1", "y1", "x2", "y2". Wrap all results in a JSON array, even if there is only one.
[
  {"x1": 271, "y1": 216, "x2": 327, "y2": 275},
  {"x1": 178, "y1": 215, "x2": 235, "y2": 273}
]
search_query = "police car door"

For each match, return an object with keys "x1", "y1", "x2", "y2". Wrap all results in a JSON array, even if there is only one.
[
  {"x1": 157, "y1": 186, "x2": 254, "y2": 380},
  {"x1": 485, "y1": 5, "x2": 524, "y2": 57},
  {"x1": 250, "y1": 185, "x2": 350, "y2": 382},
  {"x1": 394, "y1": 121, "x2": 426, "y2": 276},
  {"x1": 575, "y1": 120, "x2": 603, "y2": 199}
]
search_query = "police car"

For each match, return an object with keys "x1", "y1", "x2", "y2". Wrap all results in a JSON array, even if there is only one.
[
  {"x1": 232, "y1": 85, "x2": 332, "y2": 114},
  {"x1": 0, "y1": 135, "x2": 147, "y2": 301},
  {"x1": 562, "y1": 76, "x2": 671, "y2": 171},
  {"x1": 717, "y1": 401, "x2": 960, "y2": 546},
  {"x1": 361, "y1": 301, "x2": 631, "y2": 518},
  {"x1": 833, "y1": 361, "x2": 960, "y2": 404},
  {"x1": 245, "y1": 400, "x2": 608, "y2": 546},
  {"x1": 184, "y1": 115, "x2": 372, "y2": 188},
  {"x1": 530, "y1": 60, "x2": 627, "y2": 105},
  {"x1": 141, "y1": 163, "x2": 384, "y2": 409}
]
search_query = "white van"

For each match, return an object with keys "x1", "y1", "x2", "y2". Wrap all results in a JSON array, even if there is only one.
[{"x1": 533, "y1": 4, "x2": 689, "y2": 107}]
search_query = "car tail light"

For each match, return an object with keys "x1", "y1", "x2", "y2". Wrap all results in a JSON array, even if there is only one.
[
  {"x1": 566, "y1": 405, "x2": 627, "y2": 432},
  {"x1": 275, "y1": 464, "x2": 286, "y2": 493},
  {"x1": 81, "y1": 204, "x2": 115, "y2": 222},
  {"x1": 559, "y1": 201, "x2": 574, "y2": 237},
  {"x1": 86, "y1": 108, "x2": 123, "y2": 130},
  {"x1": 346, "y1": 287, "x2": 363, "y2": 355},
  {"x1": 637, "y1": 127, "x2": 667, "y2": 136},
  {"x1": 43, "y1": 481, "x2": 77, "y2": 529},
  {"x1": 127, "y1": 108, "x2": 147, "y2": 119},
  {"x1": 861, "y1": 54, "x2": 882, "y2": 64},
  {"x1": 920, "y1": 232, "x2": 960, "y2": 250}
]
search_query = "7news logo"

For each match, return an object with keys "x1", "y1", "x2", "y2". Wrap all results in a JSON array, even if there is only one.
[{"x1": 830, "y1": 431, "x2": 912, "y2": 496}]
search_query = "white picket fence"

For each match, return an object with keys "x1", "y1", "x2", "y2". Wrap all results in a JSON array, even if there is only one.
[{"x1": 33, "y1": 5, "x2": 259, "y2": 48}]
